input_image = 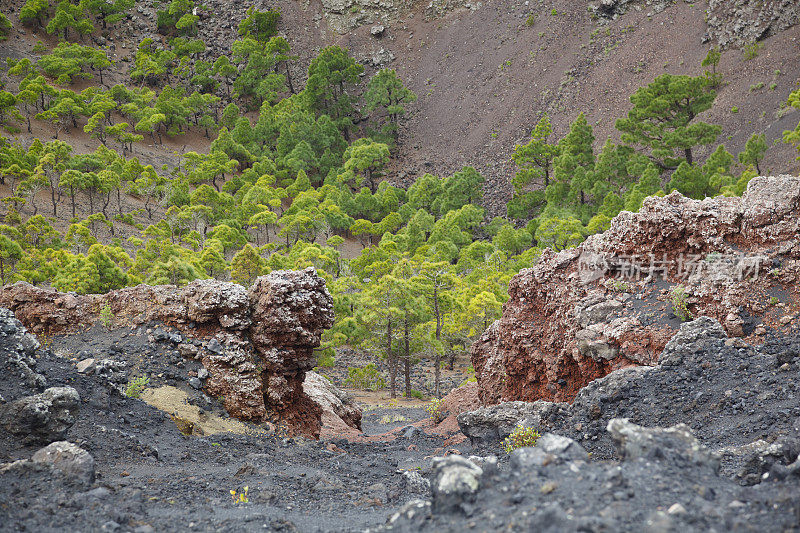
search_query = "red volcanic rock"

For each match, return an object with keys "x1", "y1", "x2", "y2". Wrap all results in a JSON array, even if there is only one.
[
  {"x1": 472, "y1": 176, "x2": 800, "y2": 406},
  {"x1": 0, "y1": 267, "x2": 346, "y2": 439},
  {"x1": 303, "y1": 371, "x2": 362, "y2": 439}
]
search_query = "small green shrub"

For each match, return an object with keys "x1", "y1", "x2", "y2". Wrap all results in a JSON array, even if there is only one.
[
  {"x1": 607, "y1": 279, "x2": 633, "y2": 293},
  {"x1": 406, "y1": 389, "x2": 425, "y2": 400},
  {"x1": 768, "y1": 296, "x2": 779, "y2": 306},
  {"x1": 525, "y1": 14, "x2": 536, "y2": 26},
  {"x1": 743, "y1": 41, "x2": 762, "y2": 60},
  {"x1": 99, "y1": 304, "x2": 114, "y2": 329},
  {"x1": 315, "y1": 350, "x2": 335, "y2": 368},
  {"x1": 550, "y1": 8, "x2": 557, "y2": 15},
  {"x1": 125, "y1": 375, "x2": 150, "y2": 398},
  {"x1": 669, "y1": 285, "x2": 692, "y2": 322},
  {"x1": 425, "y1": 398, "x2": 445, "y2": 424},
  {"x1": 230, "y1": 486, "x2": 249, "y2": 504},
  {"x1": 344, "y1": 364, "x2": 385, "y2": 391},
  {"x1": 749, "y1": 82, "x2": 764, "y2": 92},
  {"x1": 503, "y1": 424, "x2": 540, "y2": 453},
  {"x1": 731, "y1": 106, "x2": 739, "y2": 114}
]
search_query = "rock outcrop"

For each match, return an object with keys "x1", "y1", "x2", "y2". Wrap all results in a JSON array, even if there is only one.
[
  {"x1": 706, "y1": 0, "x2": 800, "y2": 48},
  {"x1": 303, "y1": 371, "x2": 363, "y2": 438},
  {"x1": 461, "y1": 317, "x2": 800, "y2": 480},
  {"x1": 0, "y1": 268, "x2": 344, "y2": 438},
  {"x1": 384, "y1": 418, "x2": 800, "y2": 533},
  {"x1": 471, "y1": 176, "x2": 800, "y2": 406},
  {"x1": 0, "y1": 387, "x2": 81, "y2": 445}
]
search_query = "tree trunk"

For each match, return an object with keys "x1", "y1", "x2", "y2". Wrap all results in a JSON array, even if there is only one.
[
  {"x1": 434, "y1": 285, "x2": 441, "y2": 398},
  {"x1": 447, "y1": 350, "x2": 456, "y2": 371},
  {"x1": 387, "y1": 319, "x2": 396, "y2": 399},
  {"x1": 285, "y1": 62, "x2": 294, "y2": 94},
  {"x1": 50, "y1": 185, "x2": 57, "y2": 216},
  {"x1": 404, "y1": 313, "x2": 411, "y2": 397}
]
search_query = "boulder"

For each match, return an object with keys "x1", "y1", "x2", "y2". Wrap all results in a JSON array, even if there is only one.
[
  {"x1": 31, "y1": 441, "x2": 95, "y2": 486},
  {"x1": 659, "y1": 316, "x2": 728, "y2": 367},
  {"x1": 303, "y1": 371, "x2": 362, "y2": 437},
  {"x1": 458, "y1": 400, "x2": 566, "y2": 444},
  {"x1": 0, "y1": 387, "x2": 80, "y2": 444},
  {"x1": 430, "y1": 455, "x2": 483, "y2": 513},
  {"x1": 607, "y1": 418, "x2": 720, "y2": 472}
]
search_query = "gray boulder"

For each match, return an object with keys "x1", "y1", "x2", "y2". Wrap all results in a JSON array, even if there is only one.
[
  {"x1": 430, "y1": 455, "x2": 483, "y2": 513},
  {"x1": 0, "y1": 387, "x2": 80, "y2": 444},
  {"x1": 659, "y1": 316, "x2": 727, "y2": 367},
  {"x1": 32, "y1": 441, "x2": 95, "y2": 486},
  {"x1": 537, "y1": 433, "x2": 590, "y2": 462},
  {"x1": 457, "y1": 400, "x2": 565, "y2": 444},
  {"x1": 607, "y1": 418, "x2": 720, "y2": 472},
  {"x1": 510, "y1": 433, "x2": 588, "y2": 470}
]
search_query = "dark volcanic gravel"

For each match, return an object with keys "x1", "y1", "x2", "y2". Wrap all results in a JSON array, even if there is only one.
[
  {"x1": 0, "y1": 311, "x2": 468, "y2": 532},
  {"x1": 2, "y1": 312, "x2": 800, "y2": 532}
]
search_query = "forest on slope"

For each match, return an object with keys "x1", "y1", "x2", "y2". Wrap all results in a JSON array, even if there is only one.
[{"x1": 1, "y1": 0, "x2": 799, "y2": 399}]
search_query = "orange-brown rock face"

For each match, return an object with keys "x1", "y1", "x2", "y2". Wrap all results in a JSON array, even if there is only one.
[
  {"x1": 472, "y1": 176, "x2": 800, "y2": 406},
  {"x1": 0, "y1": 267, "x2": 337, "y2": 438}
]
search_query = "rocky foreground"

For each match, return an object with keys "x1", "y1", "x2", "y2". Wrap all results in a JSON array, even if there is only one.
[{"x1": 1, "y1": 304, "x2": 799, "y2": 531}]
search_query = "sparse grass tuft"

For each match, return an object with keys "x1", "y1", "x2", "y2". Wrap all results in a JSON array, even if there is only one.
[
  {"x1": 607, "y1": 279, "x2": 633, "y2": 293},
  {"x1": 669, "y1": 285, "x2": 692, "y2": 322},
  {"x1": 503, "y1": 424, "x2": 540, "y2": 453},
  {"x1": 425, "y1": 398, "x2": 445, "y2": 424},
  {"x1": 125, "y1": 375, "x2": 150, "y2": 398},
  {"x1": 743, "y1": 41, "x2": 762, "y2": 60}
]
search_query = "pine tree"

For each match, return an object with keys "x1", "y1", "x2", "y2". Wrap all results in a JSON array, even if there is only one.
[
  {"x1": 80, "y1": 0, "x2": 134, "y2": 28},
  {"x1": 738, "y1": 133, "x2": 767, "y2": 174},
  {"x1": 701, "y1": 46, "x2": 722, "y2": 88},
  {"x1": 616, "y1": 74, "x2": 721, "y2": 169},
  {"x1": 305, "y1": 46, "x2": 363, "y2": 137},
  {"x1": 411, "y1": 258, "x2": 457, "y2": 398},
  {"x1": 0, "y1": 234, "x2": 23, "y2": 285},
  {"x1": 230, "y1": 244, "x2": 263, "y2": 286},
  {"x1": 19, "y1": 0, "x2": 50, "y2": 28},
  {"x1": 364, "y1": 69, "x2": 416, "y2": 140},
  {"x1": 0, "y1": 11, "x2": 12, "y2": 40},
  {"x1": 47, "y1": 0, "x2": 94, "y2": 40},
  {"x1": 237, "y1": 7, "x2": 280, "y2": 42},
  {"x1": 512, "y1": 114, "x2": 559, "y2": 190}
]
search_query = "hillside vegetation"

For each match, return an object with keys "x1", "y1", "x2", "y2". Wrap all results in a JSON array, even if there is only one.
[{"x1": 1, "y1": 0, "x2": 799, "y2": 398}]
